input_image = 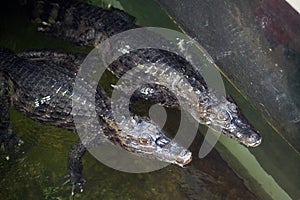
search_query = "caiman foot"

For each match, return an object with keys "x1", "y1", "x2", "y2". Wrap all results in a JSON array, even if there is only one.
[
  {"x1": 66, "y1": 141, "x2": 87, "y2": 196},
  {"x1": 63, "y1": 173, "x2": 85, "y2": 196},
  {"x1": 0, "y1": 128, "x2": 23, "y2": 160}
]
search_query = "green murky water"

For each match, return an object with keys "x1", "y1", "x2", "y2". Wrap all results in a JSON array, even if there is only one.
[{"x1": 0, "y1": 0, "x2": 299, "y2": 199}]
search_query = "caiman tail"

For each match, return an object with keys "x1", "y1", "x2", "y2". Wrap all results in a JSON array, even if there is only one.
[{"x1": 28, "y1": 0, "x2": 138, "y2": 46}]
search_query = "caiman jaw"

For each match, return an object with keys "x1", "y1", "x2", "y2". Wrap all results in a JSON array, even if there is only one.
[
  {"x1": 222, "y1": 127, "x2": 262, "y2": 147},
  {"x1": 225, "y1": 117, "x2": 262, "y2": 147},
  {"x1": 199, "y1": 94, "x2": 262, "y2": 147}
]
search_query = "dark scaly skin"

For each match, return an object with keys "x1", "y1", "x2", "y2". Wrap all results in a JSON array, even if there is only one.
[
  {"x1": 0, "y1": 48, "x2": 192, "y2": 194},
  {"x1": 0, "y1": 48, "x2": 93, "y2": 192}
]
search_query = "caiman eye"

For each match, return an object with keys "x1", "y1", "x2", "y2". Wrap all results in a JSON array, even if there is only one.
[
  {"x1": 217, "y1": 113, "x2": 228, "y2": 120},
  {"x1": 139, "y1": 137, "x2": 151, "y2": 145},
  {"x1": 138, "y1": 134, "x2": 153, "y2": 145}
]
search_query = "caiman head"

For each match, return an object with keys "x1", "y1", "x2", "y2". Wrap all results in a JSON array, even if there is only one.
[
  {"x1": 199, "y1": 93, "x2": 262, "y2": 147},
  {"x1": 107, "y1": 116, "x2": 192, "y2": 167}
]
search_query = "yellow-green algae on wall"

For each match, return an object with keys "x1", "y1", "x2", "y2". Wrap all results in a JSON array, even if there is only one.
[{"x1": 216, "y1": 135, "x2": 292, "y2": 200}]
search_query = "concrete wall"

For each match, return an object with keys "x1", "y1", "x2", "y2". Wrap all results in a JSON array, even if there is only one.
[{"x1": 157, "y1": 0, "x2": 300, "y2": 151}]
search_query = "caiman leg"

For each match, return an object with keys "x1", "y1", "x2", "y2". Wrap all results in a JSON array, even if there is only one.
[
  {"x1": 67, "y1": 140, "x2": 87, "y2": 195},
  {"x1": 0, "y1": 74, "x2": 20, "y2": 160}
]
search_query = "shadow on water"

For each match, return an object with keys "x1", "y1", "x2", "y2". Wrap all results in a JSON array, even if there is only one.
[{"x1": 1, "y1": 0, "x2": 298, "y2": 199}]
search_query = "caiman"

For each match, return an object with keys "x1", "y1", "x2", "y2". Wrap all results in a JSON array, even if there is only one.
[
  {"x1": 0, "y1": 48, "x2": 192, "y2": 194},
  {"x1": 29, "y1": 0, "x2": 262, "y2": 147}
]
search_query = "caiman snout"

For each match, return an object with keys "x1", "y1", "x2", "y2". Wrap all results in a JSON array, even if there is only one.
[
  {"x1": 175, "y1": 149, "x2": 192, "y2": 167},
  {"x1": 245, "y1": 132, "x2": 262, "y2": 147}
]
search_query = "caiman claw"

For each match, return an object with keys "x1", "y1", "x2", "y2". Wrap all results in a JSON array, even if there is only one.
[
  {"x1": 63, "y1": 174, "x2": 85, "y2": 196},
  {"x1": 67, "y1": 141, "x2": 87, "y2": 195},
  {"x1": 0, "y1": 128, "x2": 23, "y2": 160}
]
